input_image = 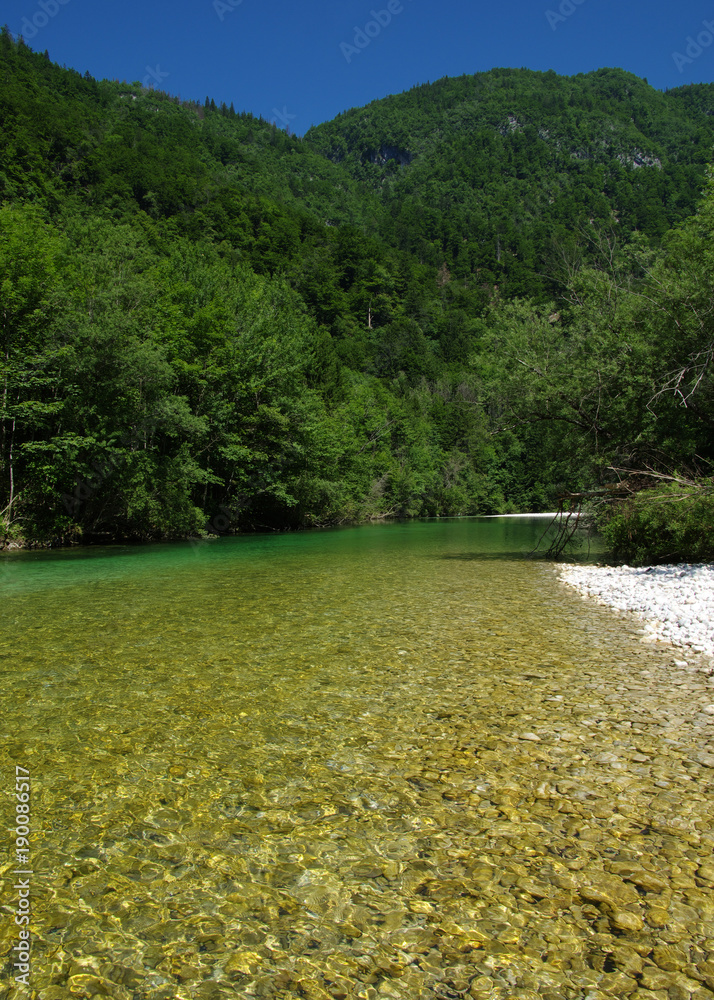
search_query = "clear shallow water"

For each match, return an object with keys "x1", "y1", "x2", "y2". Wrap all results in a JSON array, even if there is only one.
[{"x1": 0, "y1": 519, "x2": 713, "y2": 1000}]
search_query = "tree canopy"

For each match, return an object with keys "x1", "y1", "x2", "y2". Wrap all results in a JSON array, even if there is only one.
[{"x1": 1, "y1": 32, "x2": 713, "y2": 560}]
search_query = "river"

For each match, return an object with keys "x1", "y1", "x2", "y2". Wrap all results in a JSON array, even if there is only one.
[{"x1": 0, "y1": 518, "x2": 712, "y2": 999}]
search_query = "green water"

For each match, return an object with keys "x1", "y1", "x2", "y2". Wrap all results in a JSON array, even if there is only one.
[{"x1": 1, "y1": 518, "x2": 713, "y2": 1000}]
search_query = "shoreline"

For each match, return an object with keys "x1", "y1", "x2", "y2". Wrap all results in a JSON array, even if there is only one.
[
  {"x1": 482, "y1": 512, "x2": 571, "y2": 518},
  {"x1": 0, "y1": 512, "x2": 569, "y2": 553},
  {"x1": 558, "y1": 562, "x2": 714, "y2": 663}
]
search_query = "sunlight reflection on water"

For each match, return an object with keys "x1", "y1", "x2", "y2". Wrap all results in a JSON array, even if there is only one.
[{"x1": 1, "y1": 519, "x2": 711, "y2": 999}]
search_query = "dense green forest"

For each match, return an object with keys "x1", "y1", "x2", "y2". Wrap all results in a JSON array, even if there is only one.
[{"x1": 1, "y1": 30, "x2": 713, "y2": 559}]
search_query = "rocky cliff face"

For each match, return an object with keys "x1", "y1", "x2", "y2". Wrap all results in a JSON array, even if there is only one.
[{"x1": 367, "y1": 145, "x2": 413, "y2": 166}]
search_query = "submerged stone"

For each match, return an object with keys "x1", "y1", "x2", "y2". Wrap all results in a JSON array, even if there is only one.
[{"x1": 1, "y1": 521, "x2": 713, "y2": 997}]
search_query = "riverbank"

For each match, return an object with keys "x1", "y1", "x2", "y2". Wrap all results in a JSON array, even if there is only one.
[
  {"x1": 559, "y1": 562, "x2": 714, "y2": 662},
  {"x1": 0, "y1": 511, "x2": 566, "y2": 553}
]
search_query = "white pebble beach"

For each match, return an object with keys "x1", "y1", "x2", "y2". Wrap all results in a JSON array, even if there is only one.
[{"x1": 558, "y1": 562, "x2": 714, "y2": 662}]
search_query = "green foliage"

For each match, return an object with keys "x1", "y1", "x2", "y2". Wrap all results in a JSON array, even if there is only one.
[
  {"x1": 307, "y1": 68, "x2": 714, "y2": 301},
  {"x1": 1, "y1": 33, "x2": 714, "y2": 558},
  {"x1": 0, "y1": 203, "x2": 68, "y2": 531},
  {"x1": 599, "y1": 481, "x2": 714, "y2": 564}
]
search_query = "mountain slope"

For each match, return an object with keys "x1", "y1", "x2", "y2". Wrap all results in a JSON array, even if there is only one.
[
  {"x1": 307, "y1": 68, "x2": 714, "y2": 297},
  {"x1": 1, "y1": 36, "x2": 713, "y2": 552}
]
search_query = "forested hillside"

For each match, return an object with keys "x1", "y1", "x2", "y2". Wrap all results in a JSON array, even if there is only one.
[
  {"x1": 1, "y1": 30, "x2": 712, "y2": 559},
  {"x1": 307, "y1": 69, "x2": 714, "y2": 298}
]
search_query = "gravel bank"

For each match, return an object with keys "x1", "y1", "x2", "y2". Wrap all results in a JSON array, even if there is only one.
[{"x1": 558, "y1": 562, "x2": 714, "y2": 661}]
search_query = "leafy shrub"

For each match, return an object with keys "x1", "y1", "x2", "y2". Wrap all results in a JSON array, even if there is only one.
[{"x1": 598, "y1": 480, "x2": 714, "y2": 564}]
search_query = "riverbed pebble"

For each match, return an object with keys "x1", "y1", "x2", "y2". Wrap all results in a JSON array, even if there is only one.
[
  {"x1": 558, "y1": 563, "x2": 714, "y2": 661},
  {"x1": 8, "y1": 553, "x2": 714, "y2": 999}
]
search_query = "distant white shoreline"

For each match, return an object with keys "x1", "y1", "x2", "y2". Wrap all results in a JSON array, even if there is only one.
[{"x1": 483, "y1": 512, "x2": 569, "y2": 518}]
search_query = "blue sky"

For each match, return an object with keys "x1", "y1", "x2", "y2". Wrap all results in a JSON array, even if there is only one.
[{"x1": 5, "y1": 0, "x2": 714, "y2": 133}]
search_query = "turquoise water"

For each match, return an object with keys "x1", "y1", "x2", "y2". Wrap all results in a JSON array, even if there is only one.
[{"x1": 0, "y1": 518, "x2": 711, "y2": 1000}]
